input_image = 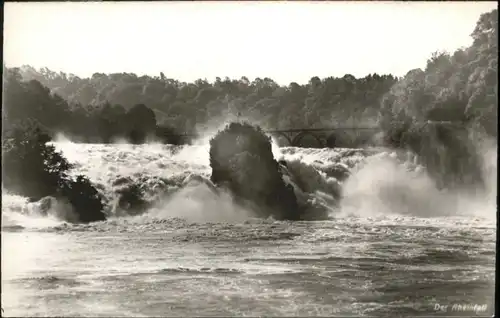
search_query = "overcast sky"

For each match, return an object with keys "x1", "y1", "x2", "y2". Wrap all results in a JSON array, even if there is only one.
[{"x1": 4, "y1": 1, "x2": 497, "y2": 85}]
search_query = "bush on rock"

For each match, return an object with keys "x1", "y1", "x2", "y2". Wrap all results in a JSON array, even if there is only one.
[{"x1": 209, "y1": 122, "x2": 300, "y2": 220}]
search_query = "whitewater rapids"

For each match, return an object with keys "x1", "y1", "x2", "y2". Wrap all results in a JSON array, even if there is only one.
[{"x1": 1, "y1": 139, "x2": 496, "y2": 316}]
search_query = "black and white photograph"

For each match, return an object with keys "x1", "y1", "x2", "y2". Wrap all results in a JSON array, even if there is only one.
[{"x1": 1, "y1": 1, "x2": 497, "y2": 317}]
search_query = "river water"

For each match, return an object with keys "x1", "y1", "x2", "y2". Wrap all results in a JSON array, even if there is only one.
[{"x1": 1, "y1": 137, "x2": 496, "y2": 317}]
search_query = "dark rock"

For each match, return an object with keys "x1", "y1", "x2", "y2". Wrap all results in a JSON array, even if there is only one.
[
  {"x1": 323, "y1": 165, "x2": 351, "y2": 182},
  {"x1": 209, "y1": 122, "x2": 301, "y2": 220},
  {"x1": 112, "y1": 176, "x2": 132, "y2": 187},
  {"x1": 115, "y1": 183, "x2": 149, "y2": 215},
  {"x1": 58, "y1": 175, "x2": 106, "y2": 223},
  {"x1": 37, "y1": 196, "x2": 56, "y2": 215}
]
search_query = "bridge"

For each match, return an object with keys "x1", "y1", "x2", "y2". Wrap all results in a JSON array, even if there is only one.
[
  {"x1": 160, "y1": 121, "x2": 465, "y2": 148},
  {"x1": 159, "y1": 127, "x2": 380, "y2": 148},
  {"x1": 264, "y1": 127, "x2": 382, "y2": 148}
]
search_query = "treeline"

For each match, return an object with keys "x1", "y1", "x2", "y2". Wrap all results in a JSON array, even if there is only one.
[
  {"x1": 9, "y1": 67, "x2": 398, "y2": 140},
  {"x1": 3, "y1": 69, "x2": 182, "y2": 144}
]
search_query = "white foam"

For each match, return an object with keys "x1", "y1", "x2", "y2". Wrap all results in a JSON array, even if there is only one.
[{"x1": 3, "y1": 136, "x2": 495, "y2": 227}]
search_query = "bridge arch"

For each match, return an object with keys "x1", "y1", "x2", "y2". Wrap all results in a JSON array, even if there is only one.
[
  {"x1": 269, "y1": 132, "x2": 293, "y2": 147},
  {"x1": 291, "y1": 131, "x2": 324, "y2": 148}
]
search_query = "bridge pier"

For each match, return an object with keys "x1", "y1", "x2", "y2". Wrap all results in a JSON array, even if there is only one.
[
  {"x1": 291, "y1": 131, "x2": 325, "y2": 148},
  {"x1": 267, "y1": 127, "x2": 382, "y2": 148}
]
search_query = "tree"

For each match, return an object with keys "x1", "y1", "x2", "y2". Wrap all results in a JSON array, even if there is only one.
[{"x1": 3, "y1": 121, "x2": 71, "y2": 198}]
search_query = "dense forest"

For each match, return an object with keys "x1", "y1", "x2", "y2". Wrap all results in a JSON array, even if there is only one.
[
  {"x1": 3, "y1": 67, "x2": 398, "y2": 145},
  {"x1": 380, "y1": 8, "x2": 498, "y2": 141},
  {"x1": 2, "y1": 8, "x2": 497, "y2": 146}
]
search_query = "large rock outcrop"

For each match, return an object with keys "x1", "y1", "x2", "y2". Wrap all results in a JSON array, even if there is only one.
[{"x1": 209, "y1": 122, "x2": 300, "y2": 220}]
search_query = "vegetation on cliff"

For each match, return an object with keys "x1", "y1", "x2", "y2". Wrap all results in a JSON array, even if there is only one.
[
  {"x1": 379, "y1": 9, "x2": 497, "y2": 189},
  {"x1": 2, "y1": 120, "x2": 106, "y2": 223}
]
